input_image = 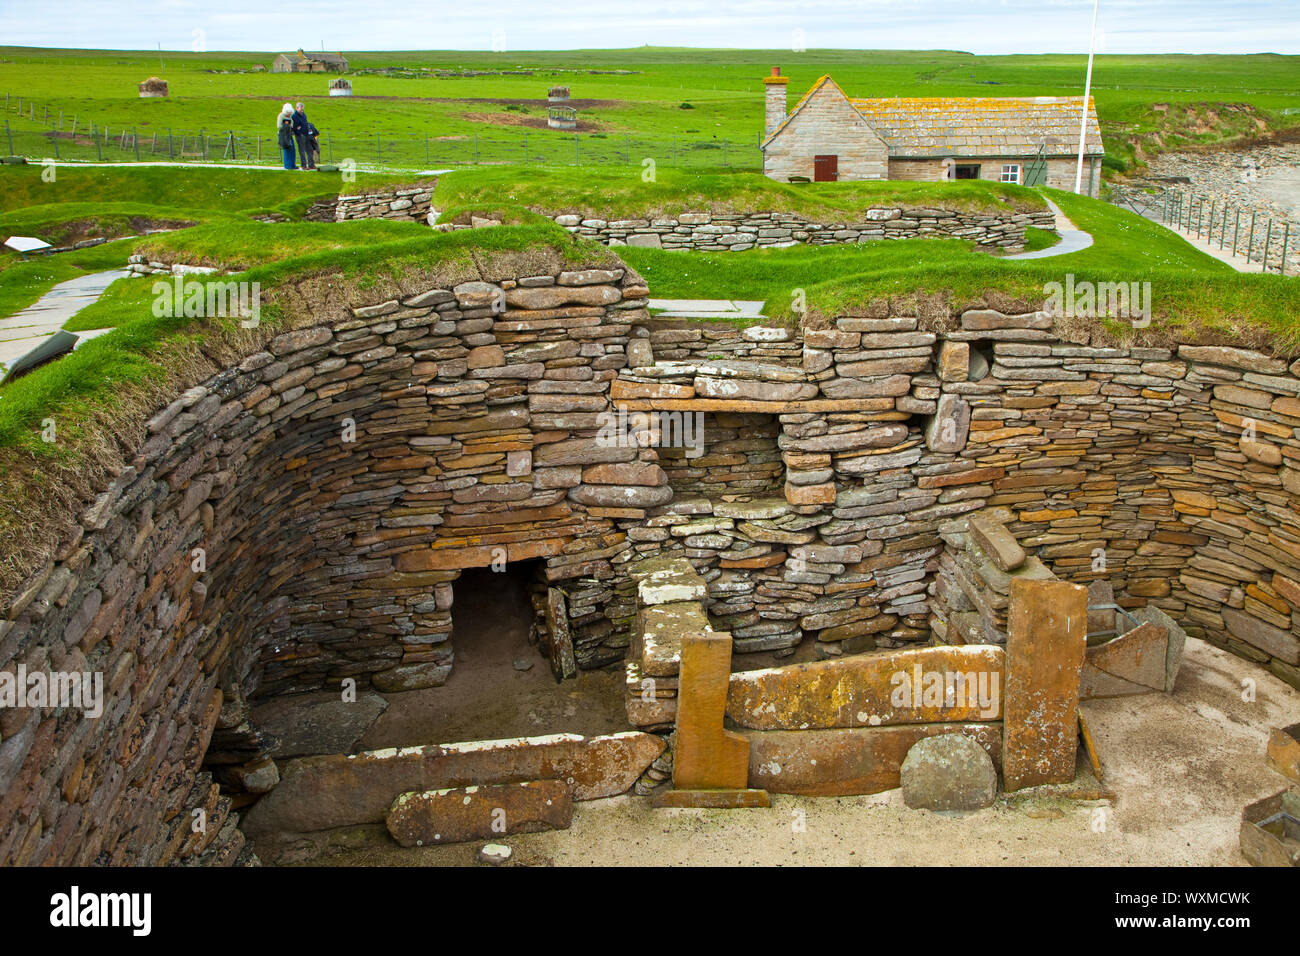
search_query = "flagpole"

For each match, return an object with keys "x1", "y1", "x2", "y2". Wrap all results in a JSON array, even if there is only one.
[{"x1": 1074, "y1": 0, "x2": 1100, "y2": 195}]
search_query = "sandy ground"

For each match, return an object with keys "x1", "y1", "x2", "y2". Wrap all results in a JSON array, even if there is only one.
[{"x1": 287, "y1": 621, "x2": 1298, "y2": 867}]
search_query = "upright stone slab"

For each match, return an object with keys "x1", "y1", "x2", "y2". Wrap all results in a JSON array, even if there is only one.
[
  {"x1": 1002, "y1": 578, "x2": 1088, "y2": 791},
  {"x1": 673, "y1": 630, "x2": 750, "y2": 791}
]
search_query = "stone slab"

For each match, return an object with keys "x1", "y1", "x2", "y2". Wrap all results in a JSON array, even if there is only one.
[
  {"x1": 241, "y1": 732, "x2": 665, "y2": 835},
  {"x1": 386, "y1": 780, "x2": 571, "y2": 846},
  {"x1": 1003, "y1": 578, "x2": 1088, "y2": 791},
  {"x1": 674, "y1": 630, "x2": 749, "y2": 791},
  {"x1": 1083, "y1": 621, "x2": 1169, "y2": 693},
  {"x1": 251, "y1": 691, "x2": 389, "y2": 759},
  {"x1": 1267, "y1": 725, "x2": 1300, "y2": 784},
  {"x1": 743, "y1": 723, "x2": 1003, "y2": 796},
  {"x1": 726, "y1": 644, "x2": 1004, "y2": 730}
]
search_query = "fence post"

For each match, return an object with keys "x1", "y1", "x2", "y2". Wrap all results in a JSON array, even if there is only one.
[
  {"x1": 257, "y1": 135, "x2": 261, "y2": 162},
  {"x1": 522, "y1": 131, "x2": 527, "y2": 163},
  {"x1": 1219, "y1": 206, "x2": 1227, "y2": 250},
  {"x1": 574, "y1": 133, "x2": 579, "y2": 165},
  {"x1": 327, "y1": 132, "x2": 332, "y2": 163},
  {"x1": 473, "y1": 132, "x2": 478, "y2": 164},
  {"x1": 1207, "y1": 203, "x2": 1214, "y2": 244},
  {"x1": 376, "y1": 132, "x2": 380, "y2": 165},
  {"x1": 5, "y1": 119, "x2": 11, "y2": 156},
  {"x1": 425, "y1": 132, "x2": 429, "y2": 165},
  {"x1": 1263, "y1": 219, "x2": 1273, "y2": 273},
  {"x1": 1233, "y1": 209, "x2": 1241, "y2": 257},
  {"x1": 168, "y1": 129, "x2": 173, "y2": 159},
  {"x1": 134, "y1": 126, "x2": 140, "y2": 161},
  {"x1": 1281, "y1": 223, "x2": 1290, "y2": 277},
  {"x1": 95, "y1": 130, "x2": 102, "y2": 162},
  {"x1": 53, "y1": 127, "x2": 59, "y2": 159},
  {"x1": 71, "y1": 116, "x2": 76, "y2": 136},
  {"x1": 1246, "y1": 212, "x2": 1256, "y2": 264},
  {"x1": 723, "y1": 138, "x2": 728, "y2": 167},
  {"x1": 624, "y1": 134, "x2": 629, "y2": 165}
]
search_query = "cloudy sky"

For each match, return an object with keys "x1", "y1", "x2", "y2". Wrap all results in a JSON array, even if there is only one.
[{"x1": 2, "y1": 0, "x2": 1297, "y2": 54}]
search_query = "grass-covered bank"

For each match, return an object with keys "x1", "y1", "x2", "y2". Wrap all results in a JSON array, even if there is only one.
[{"x1": 432, "y1": 167, "x2": 1047, "y2": 220}]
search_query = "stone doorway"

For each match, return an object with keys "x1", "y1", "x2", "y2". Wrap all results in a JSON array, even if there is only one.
[{"x1": 357, "y1": 560, "x2": 627, "y2": 749}]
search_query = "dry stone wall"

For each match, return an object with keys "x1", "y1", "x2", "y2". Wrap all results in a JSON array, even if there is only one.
[
  {"x1": 541, "y1": 207, "x2": 1055, "y2": 252},
  {"x1": 3, "y1": 240, "x2": 1299, "y2": 865},
  {"x1": 304, "y1": 183, "x2": 435, "y2": 224}
]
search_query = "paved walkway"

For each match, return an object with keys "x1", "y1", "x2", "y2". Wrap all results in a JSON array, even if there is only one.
[
  {"x1": 648, "y1": 298, "x2": 767, "y2": 320},
  {"x1": 0, "y1": 268, "x2": 126, "y2": 380},
  {"x1": 1003, "y1": 198, "x2": 1094, "y2": 260},
  {"x1": 1153, "y1": 220, "x2": 1269, "y2": 274}
]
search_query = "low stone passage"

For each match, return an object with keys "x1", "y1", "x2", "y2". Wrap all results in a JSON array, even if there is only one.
[{"x1": 359, "y1": 562, "x2": 627, "y2": 750}]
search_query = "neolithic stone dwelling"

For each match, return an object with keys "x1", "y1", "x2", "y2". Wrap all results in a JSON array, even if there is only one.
[
  {"x1": 761, "y1": 70, "x2": 1105, "y2": 196},
  {"x1": 271, "y1": 50, "x2": 348, "y2": 74}
]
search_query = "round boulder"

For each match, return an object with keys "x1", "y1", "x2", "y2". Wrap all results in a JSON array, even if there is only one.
[{"x1": 900, "y1": 734, "x2": 997, "y2": 811}]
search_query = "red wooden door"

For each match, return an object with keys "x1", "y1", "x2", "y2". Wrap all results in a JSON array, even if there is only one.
[{"x1": 814, "y1": 154, "x2": 838, "y2": 182}]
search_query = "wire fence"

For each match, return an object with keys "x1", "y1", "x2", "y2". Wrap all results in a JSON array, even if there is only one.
[
  {"x1": 0, "y1": 92, "x2": 762, "y2": 171},
  {"x1": 1108, "y1": 184, "x2": 1297, "y2": 276}
]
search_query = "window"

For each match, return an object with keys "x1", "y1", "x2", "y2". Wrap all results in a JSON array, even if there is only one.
[
  {"x1": 1000, "y1": 164, "x2": 1021, "y2": 184},
  {"x1": 954, "y1": 164, "x2": 980, "y2": 180}
]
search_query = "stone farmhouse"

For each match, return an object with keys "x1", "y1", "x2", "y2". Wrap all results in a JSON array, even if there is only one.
[
  {"x1": 271, "y1": 49, "x2": 349, "y2": 73},
  {"x1": 761, "y1": 69, "x2": 1105, "y2": 196}
]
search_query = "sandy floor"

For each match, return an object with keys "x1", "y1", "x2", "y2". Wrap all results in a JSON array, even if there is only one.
[{"x1": 293, "y1": 634, "x2": 1298, "y2": 867}]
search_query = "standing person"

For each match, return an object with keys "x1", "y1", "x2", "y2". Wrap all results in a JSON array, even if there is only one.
[
  {"x1": 306, "y1": 119, "x2": 322, "y2": 169},
  {"x1": 278, "y1": 114, "x2": 296, "y2": 170},
  {"x1": 292, "y1": 102, "x2": 315, "y2": 170}
]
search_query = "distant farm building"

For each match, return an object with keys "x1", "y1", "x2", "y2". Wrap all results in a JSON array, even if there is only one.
[
  {"x1": 272, "y1": 50, "x2": 349, "y2": 74},
  {"x1": 138, "y1": 76, "x2": 168, "y2": 98},
  {"x1": 329, "y1": 77, "x2": 353, "y2": 97},
  {"x1": 548, "y1": 86, "x2": 570, "y2": 103},
  {"x1": 761, "y1": 69, "x2": 1105, "y2": 196}
]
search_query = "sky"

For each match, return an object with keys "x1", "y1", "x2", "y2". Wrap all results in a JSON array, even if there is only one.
[{"x1": 1, "y1": 0, "x2": 1297, "y2": 55}]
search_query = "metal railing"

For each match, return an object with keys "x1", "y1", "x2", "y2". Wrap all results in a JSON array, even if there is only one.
[{"x1": 1108, "y1": 183, "x2": 1296, "y2": 276}]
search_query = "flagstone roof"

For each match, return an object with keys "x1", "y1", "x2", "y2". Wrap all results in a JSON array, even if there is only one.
[{"x1": 762, "y1": 75, "x2": 1104, "y2": 158}]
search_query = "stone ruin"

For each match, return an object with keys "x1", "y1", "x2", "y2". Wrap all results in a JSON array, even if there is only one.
[
  {"x1": 2, "y1": 238, "x2": 1299, "y2": 865},
  {"x1": 138, "y1": 77, "x2": 168, "y2": 99}
]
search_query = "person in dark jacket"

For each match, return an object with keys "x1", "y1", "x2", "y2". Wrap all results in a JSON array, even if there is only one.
[
  {"x1": 278, "y1": 115, "x2": 296, "y2": 170},
  {"x1": 292, "y1": 103, "x2": 314, "y2": 170},
  {"x1": 305, "y1": 120, "x2": 321, "y2": 170}
]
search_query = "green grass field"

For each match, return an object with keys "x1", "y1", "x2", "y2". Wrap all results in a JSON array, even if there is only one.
[{"x1": 2, "y1": 47, "x2": 1298, "y2": 171}]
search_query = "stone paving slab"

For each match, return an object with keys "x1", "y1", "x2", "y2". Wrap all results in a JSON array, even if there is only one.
[{"x1": 0, "y1": 268, "x2": 128, "y2": 378}]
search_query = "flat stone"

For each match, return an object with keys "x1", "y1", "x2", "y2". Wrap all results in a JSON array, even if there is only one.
[
  {"x1": 726, "y1": 644, "x2": 1005, "y2": 730},
  {"x1": 743, "y1": 723, "x2": 1003, "y2": 796},
  {"x1": 505, "y1": 285, "x2": 620, "y2": 310},
  {"x1": 1084, "y1": 621, "x2": 1169, "y2": 692},
  {"x1": 372, "y1": 662, "x2": 451, "y2": 692},
  {"x1": 969, "y1": 513, "x2": 1026, "y2": 571},
  {"x1": 241, "y1": 732, "x2": 665, "y2": 835},
  {"x1": 938, "y1": 341, "x2": 970, "y2": 382},
  {"x1": 1222, "y1": 608, "x2": 1300, "y2": 665},
  {"x1": 251, "y1": 691, "x2": 389, "y2": 759},
  {"x1": 925, "y1": 394, "x2": 971, "y2": 453},
  {"x1": 569, "y1": 483, "x2": 673, "y2": 508},
  {"x1": 1178, "y1": 345, "x2": 1286, "y2": 374},
  {"x1": 900, "y1": 733, "x2": 998, "y2": 811},
  {"x1": 386, "y1": 780, "x2": 571, "y2": 846},
  {"x1": 1266, "y1": 725, "x2": 1300, "y2": 784},
  {"x1": 694, "y1": 377, "x2": 818, "y2": 402},
  {"x1": 636, "y1": 600, "x2": 711, "y2": 677},
  {"x1": 674, "y1": 630, "x2": 749, "y2": 791},
  {"x1": 1002, "y1": 579, "x2": 1088, "y2": 791}
]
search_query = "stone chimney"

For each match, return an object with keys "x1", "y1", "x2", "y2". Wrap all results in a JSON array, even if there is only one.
[{"x1": 763, "y1": 66, "x2": 789, "y2": 138}]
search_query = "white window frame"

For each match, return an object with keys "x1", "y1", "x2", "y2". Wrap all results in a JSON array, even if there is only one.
[{"x1": 1000, "y1": 164, "x2": 1022, "y2": 184}]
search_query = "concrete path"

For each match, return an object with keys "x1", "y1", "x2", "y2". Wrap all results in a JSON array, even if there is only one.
[
  {"x1": 1154, "y1": 220, "x2": 1269, "y2": 274},
  {"x1": 34, "y1": 160, "x2": 453, "y2": 176},
  {"x1": 1003, "y1": 198, "x2": 1094, "y2": 260},
  {"x1": 648, "y1": 298, "x2": 767, "y2": 320},
  {"x1": 0, "y1": 268, "x2": 127, "y2": 380}
]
